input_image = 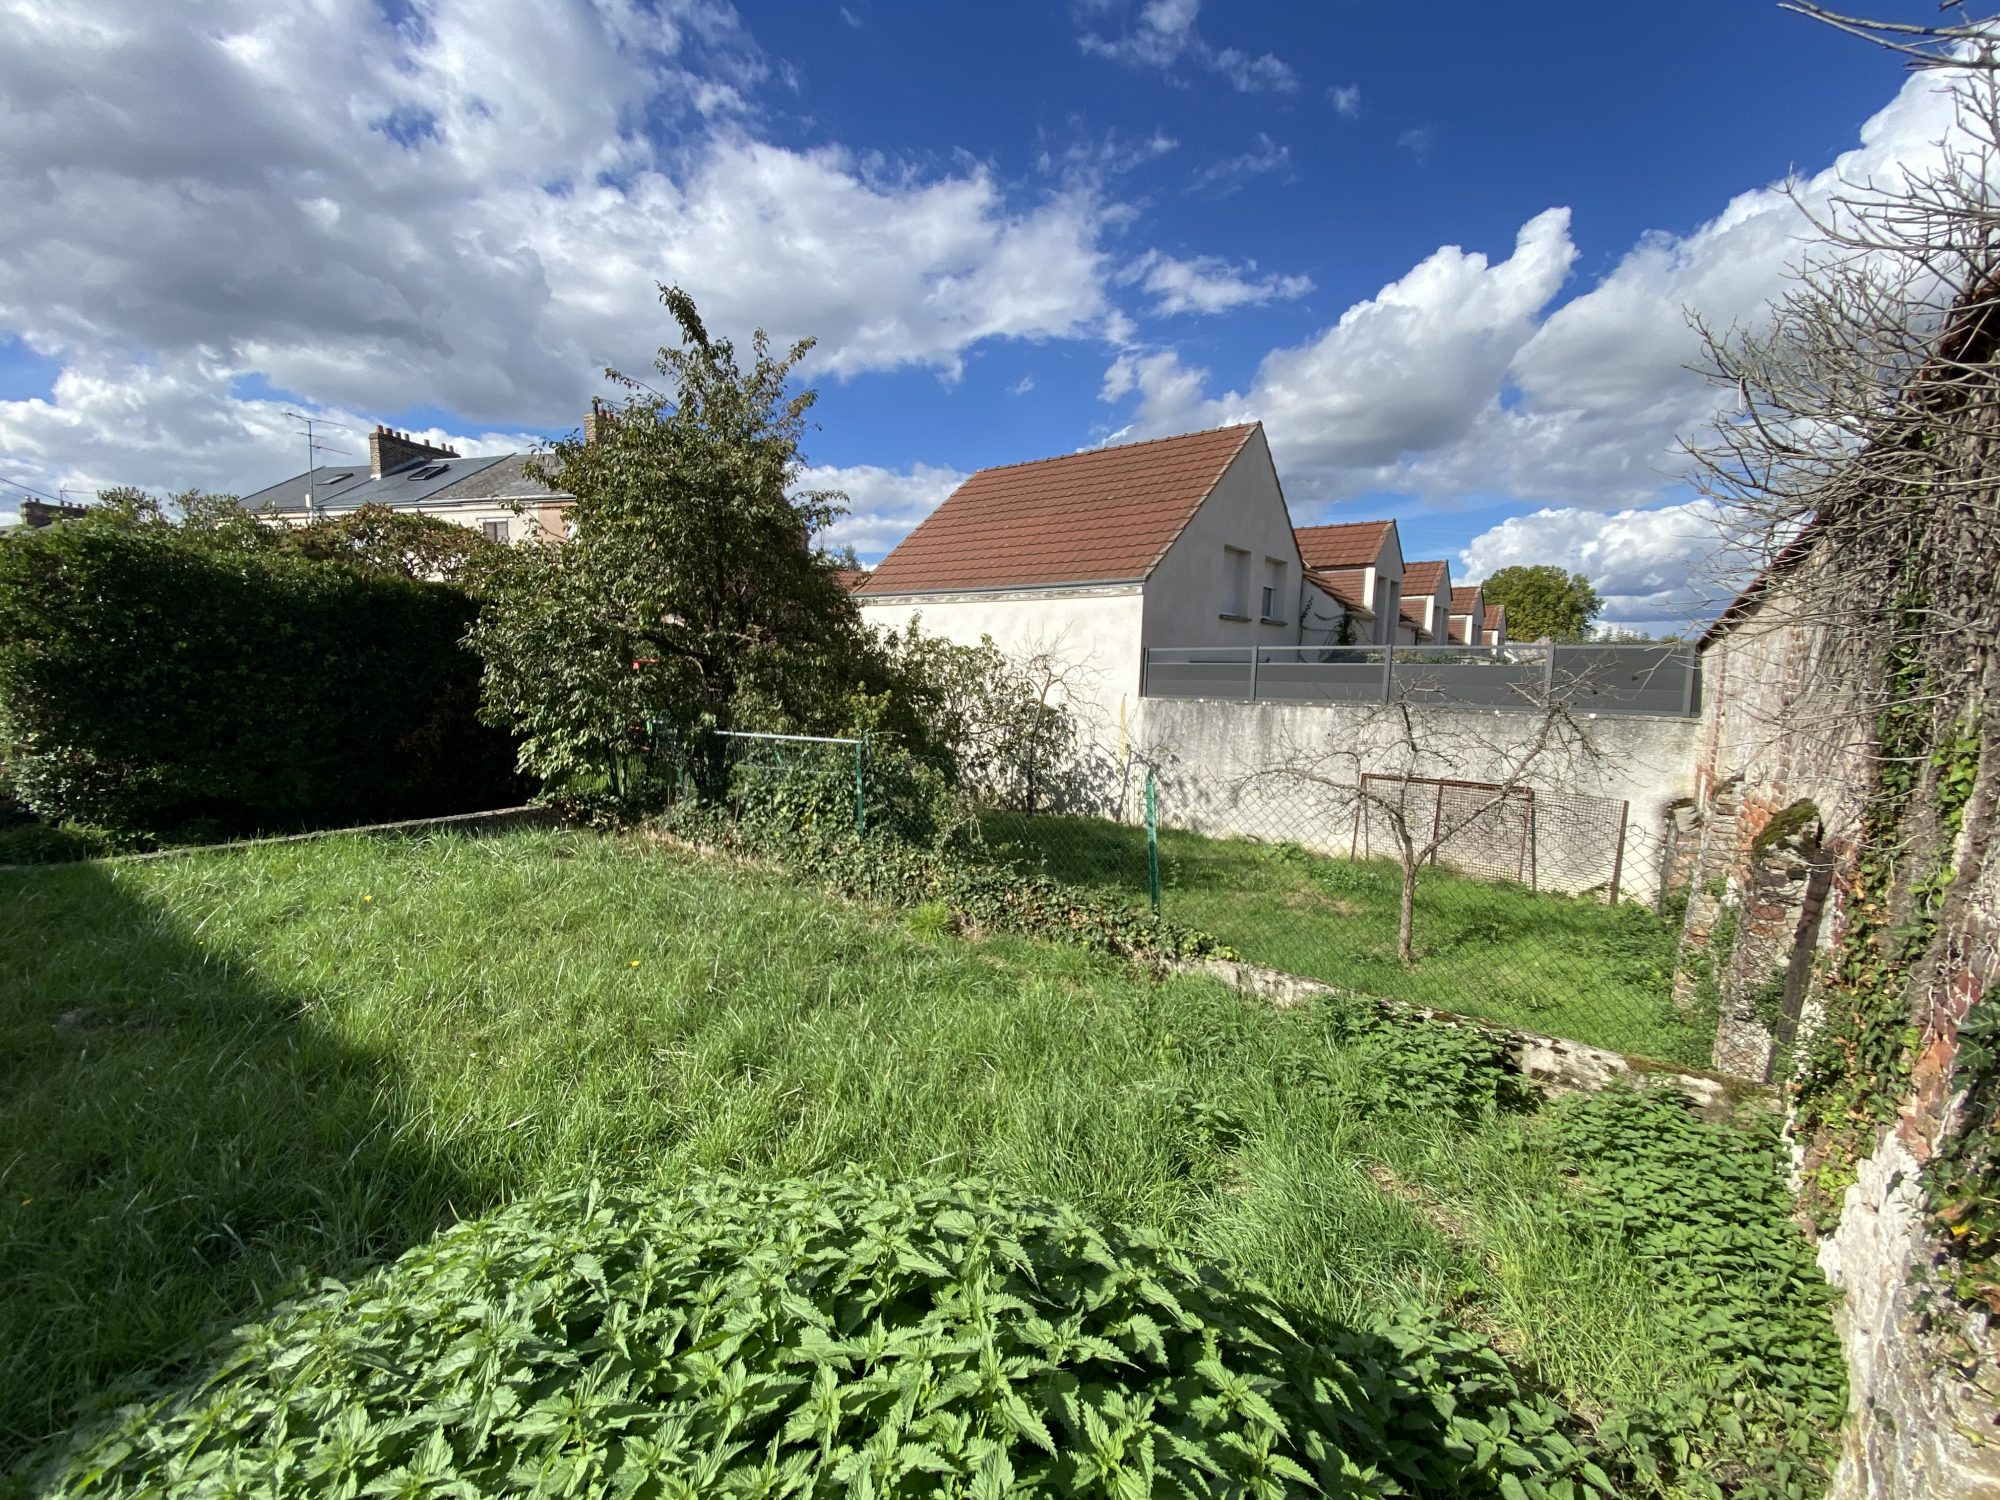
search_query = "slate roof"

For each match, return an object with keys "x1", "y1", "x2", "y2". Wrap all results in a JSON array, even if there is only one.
[
  {"x1": 240, "y1": 454, "x2": 511, "y2": 515},
  {"x1": 1403, "y1": 559, "x2": 1449, "y2": 596},
  {"x1": 1305, "y1": 567, "x2": 1373, "y2": 616},
  {"x1": 857, "y1": 424, "x2": 1260, "y2": 595},
  {"x1": 1294, "y1": 520, "x2": 1396, "y2": 571},
  {"x1": 426, "y1": 453, "x2": 564, "y2": 503}
]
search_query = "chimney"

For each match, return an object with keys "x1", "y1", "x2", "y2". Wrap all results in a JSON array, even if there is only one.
[
  {"x1": 583, "y1": 399, "x2": 617, "y2": 445},
  {"x1": 21, "y1": 498, "x2": 89, "y2": 529},
  {"x1": 368, "y1": 424, "x2": 459, "y2": 478}
]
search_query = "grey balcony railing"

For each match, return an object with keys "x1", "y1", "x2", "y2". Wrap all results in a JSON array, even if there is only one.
[{"x1": 1139, "y1": 642, "x2": 1702, "y2": 716}]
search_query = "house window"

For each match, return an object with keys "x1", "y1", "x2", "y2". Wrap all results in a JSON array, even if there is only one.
[
  {"x1": 1222, "y1": 546, "x2": 1250, "y2": 618},
  {"x1": 1261, "y1": 557, "x2": 1285, "y2": 622},
  {"x1": 481, "y1": 519, "x2": 509, "y2": 544}
]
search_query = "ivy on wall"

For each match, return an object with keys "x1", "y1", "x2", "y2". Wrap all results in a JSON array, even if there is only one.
[{"x1": 1782, "y1": 605, "x2": 1993, "y2": 1300}]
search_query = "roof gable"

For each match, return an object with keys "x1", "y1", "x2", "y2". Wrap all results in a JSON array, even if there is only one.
[
  {"x1": 1449, "y1": 585, "x2": 1481, "y2": 611},
  {"x1": 1295, "y1": 520, "x2": 1397, "y2": 571},
  {"x1": 859, "y1": 424, "x2": 1260, "y2": 595},
  {"x1": 1403, "y1": 559, "x2": 1449, "y2": 596}
]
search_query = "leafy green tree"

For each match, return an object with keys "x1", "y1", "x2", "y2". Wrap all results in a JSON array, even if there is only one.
[
  {"x1": 1478, "y1": 564, "x2": 1604, "y2": 642},
  {"x1": 81, "y1": 488, "x2": 504, "y2": 587},
  {"x1": 279, "y1": 503, "x2": 504, "y2": 586},
  {"x1": 467, "y1": 286, "x2": 873, "y2": 789},
  {"x1": 88, "y1": 486, "x2": 276, "y2": 553}
]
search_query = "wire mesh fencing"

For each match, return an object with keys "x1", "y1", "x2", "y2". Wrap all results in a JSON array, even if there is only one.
[
  {"x1": 972, "y1": 767, "x2": 1717, "y2": 1072},
  {"x1": 636, "y1": 724, "x2": 869, "y2": 832}
]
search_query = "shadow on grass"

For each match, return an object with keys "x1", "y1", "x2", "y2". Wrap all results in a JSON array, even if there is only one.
[{"x1": 0, "y1": 860, "x2": 478, "y2": 1474}]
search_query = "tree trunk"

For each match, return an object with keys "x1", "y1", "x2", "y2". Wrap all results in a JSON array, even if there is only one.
[{"x1": 1397, "y1": 858, "x2": 1418, "y2": 967}]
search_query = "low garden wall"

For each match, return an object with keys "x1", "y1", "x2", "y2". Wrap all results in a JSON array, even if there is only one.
[{"x1": 1127, "y1": 696, "x2": 1701, "y2": 904}]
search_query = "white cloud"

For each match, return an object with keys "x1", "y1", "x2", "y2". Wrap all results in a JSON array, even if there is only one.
[
  {"x1": 1010, "y1": 376, "x2": 1036, "y2": 395},
  {"x1": 1328, "y1": 84, "x2": 1362, "y2": 119},
  {"x1": 1103, "y1": 58, "x2": 1981, "y2": 515},
  {"x1": 808, "y1": 461, "x2": 967, "y2": 562},
  {"x1": 1123, "y1": 251, "x2": 1311, "y2": 316},
  {"x1": 1078, "y1": 0, "x2": 1296, "y2": 93},
  {"x1": 0, "y1": 0, "x2": 1132, "y2": 496},
  {"x1": 1458, "y1": 500, "x2": 1739, "y2": 634},
  {"x1": 1211, "y1": 47, "x2": 1294, "y2": 94},
  {"x1": 0, "y1": 352, "x2": 545, "y2": 501},
  {"x1": 1103, "y1": 208, "x2": 1578, "y2": 479},
  {"x1": 1039, "y1": 126, "x2": 1180, "y2": 183},
  {"x1": 1192, "y1": 132, "x2": 1291, "y2": 191},
  {"x1": 1397, "y1": 125, "x2": 1438, "y2": 161}
]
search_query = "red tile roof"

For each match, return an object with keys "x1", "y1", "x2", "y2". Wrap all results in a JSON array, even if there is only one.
[
  {"x1": 834, "y1": 568, "x2": 869, "y2": 592},
  {"x1": 1483, "y1": 603, "x2": 1506, "y2": 632},
  {"x1": 1306, "y1": 567, "x2": 1373, "y2": 616},
  {"x1": 1449, "y1": 585, "x2": 1481, "y2": 612},
  {"x1": 1403, "y1": 559, "x2": 1448, "y2": 596},
  {"x1": 1294, "y1": 520, "x2": 1395, "y2": 571},
  {"x1": 1400, "y1": 603, "x2": 1434, "y2": 640},
  {"x1": 857, "y1": 424, "x2": 1260, "y2": 594},
  {"x1": 1447, "y1": 618, "x2": 1469, "y2": 644}
]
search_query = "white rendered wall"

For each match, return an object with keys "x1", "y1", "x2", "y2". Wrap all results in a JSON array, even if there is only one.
[
  {"x1": 1130, "y1": 696, "x2": 1701, "y2": 902},
  {"x1": 1141, "y1": 429, "x2": 1304, "y2": 657},
  {"x1": 267, "y1": 500, "x2": 567, "y2": 543},
  {"x1": 858, "y1": 588, "x2": 1148, "y2": 769}
]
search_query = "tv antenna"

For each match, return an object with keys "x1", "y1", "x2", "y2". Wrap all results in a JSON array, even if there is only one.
[{"x1": 283, "y1": 412, "x2": 354, "y2": 521}]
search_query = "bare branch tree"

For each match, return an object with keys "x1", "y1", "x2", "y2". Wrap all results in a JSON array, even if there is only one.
[
  {"x1": 1779, "y1": 5, "x2": 1999, "y2": 72},
  {"x1": 1681, "y1": 14, "x2": 2000, "y2": 842},
  {"x1": 1244, "y1": 681, "x2": 1606, "y2": 966}
]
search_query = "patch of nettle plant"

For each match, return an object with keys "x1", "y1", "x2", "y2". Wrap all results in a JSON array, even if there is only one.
[
  {"x1": 50, "y1": 1174, "x2": 1620, "y2": 1499},
  {"x1": 1545, "y1": 1090, "x2": 1846, "y2": 1500}
]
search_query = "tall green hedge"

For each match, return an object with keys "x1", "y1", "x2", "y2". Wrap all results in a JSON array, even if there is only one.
[{"x1": 0, "y1": 522, "x2": 522, "y2": 841}]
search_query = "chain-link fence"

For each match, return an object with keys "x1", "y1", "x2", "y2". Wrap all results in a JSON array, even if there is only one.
[{"x1": 974, "y1": 768, "x2": 1714, "y2": 1071}]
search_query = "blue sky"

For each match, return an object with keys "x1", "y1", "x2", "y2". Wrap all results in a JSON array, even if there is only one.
[{"x1": 0, "y1": 0, "x2": 1959, "y2": 628}]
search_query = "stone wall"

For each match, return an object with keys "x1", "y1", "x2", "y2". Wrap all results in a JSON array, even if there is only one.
[
  {"x1": 1822, "y1": 1133, "x2": 2000, "y2": 1499},
  {"x1": 1693, "y1": 547, "x2": 2000, "y2": 1496}
]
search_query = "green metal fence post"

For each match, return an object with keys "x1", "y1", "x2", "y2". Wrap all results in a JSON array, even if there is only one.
[
  {"x1": 855, "y1": 734, "x2": 868, "y2": 837},
  {"x1": 1145, "y1": 768, "x2": 1161, "y2": 916}
]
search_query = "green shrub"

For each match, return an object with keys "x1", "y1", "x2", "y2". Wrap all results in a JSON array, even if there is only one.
[
  {"x1": 657, "y1": 800, "x2": 1229, "y2": 967},
  {"x1": 46, "y1": 1173, "x2": 1616, "y2": 1499},
  {"x1": 0, "y1": 522, "x2": 522, "y2": 841}
]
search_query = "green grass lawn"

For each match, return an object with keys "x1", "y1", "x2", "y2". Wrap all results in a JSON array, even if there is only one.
[
  {"x1": 1, "y1": 828, "x2": 1809, "y2": 1487},
  {"x1": 977, "y1": 810, "x2": 1709, "y2": 1066}
]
